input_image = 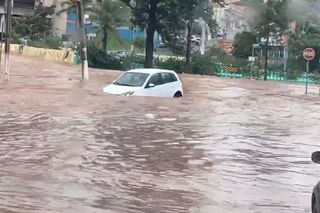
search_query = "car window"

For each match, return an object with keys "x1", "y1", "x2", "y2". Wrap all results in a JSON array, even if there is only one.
[
  {"x1": 169, "y1": 73, "x2": 178, "y2": 82},
  {"x1": 161, "y1": 72, "x2": 173, "y2": 84},
  {"x1": 147, "y1": 73, "x2": 162, "y2": 87},
  {"x1": 114, "y1": 72, "x2": 149, "y2": 87}
]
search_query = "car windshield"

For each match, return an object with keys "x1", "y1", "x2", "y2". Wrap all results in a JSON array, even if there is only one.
[{"x1": 114, "y1": 72, "x2": 149, "y2": 87}]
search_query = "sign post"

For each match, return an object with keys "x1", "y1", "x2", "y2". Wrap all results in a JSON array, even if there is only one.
[
  {"x1": 303, "y1": 48, "x2": 315, "y2": 95},
  {"x1": 249, "y1": 56, "x2": 255, "y2": 79}
]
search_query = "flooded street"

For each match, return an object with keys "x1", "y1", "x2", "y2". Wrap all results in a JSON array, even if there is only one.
[{"x1": 0, "y1": 55, "x2": 320, "y2": 212}]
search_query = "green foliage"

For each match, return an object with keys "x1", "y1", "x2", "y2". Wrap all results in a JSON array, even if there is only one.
[
  {"x1": 90, "y1": 0, "x2": 129, "y2": 50},
  {"x1": 191, "y1": 54, "x2": 217, "y2": 75},
  {"x1": 121, "y1": 0, "x2": 213, "y2": 66},
  {"x1": 105, "y1": 37, "x2": 131, "y2": 51},
  {"x1": 28, "y1": 37, "x2": 62, "y2": 49},
  {"x1": 206, "y1": 46, "x2": 228, "y2": 60},
  {"x1": 286, "y1": 58, "x2": 304, "y2": 80},
  {"x1": 85, "y1": 44, "x2": 247, "y2": 77},
  {"x1": 232, "y1": 31, "x2": 257, "y2": 59},
  {"x1": 252, "y1": 0, "x2": 288, "y2": 39},
  {"x1": 287, "y1": 25, "x2": 320, "y2": 79},
  {"x1": 156, "y1": 46, "x2": 246, "y2": 76},
  {"x1": 121, "y1": 53, "x2": 145, "y2": 70},
  {"x1": 12, "y1": 4, "x2": 55, "y2": 40},
  {"x1": 155, "y1": 58, "x2": 188, "y2": 73},
  {"x1": 133, "y1": 37, "x2": 145, "y2": 50},
  {"x1": 121, "y1": 0, "x2": 170, "y2": 67},
  {"x1": 58, "y1": 0, "x2": 93, "y2": 14},
  {"x1": 87, "y1": 43, "x2": 123, "y2": 70},
  {"x1": 160, "y1": 0, "x2": 214, "y2": 61}
]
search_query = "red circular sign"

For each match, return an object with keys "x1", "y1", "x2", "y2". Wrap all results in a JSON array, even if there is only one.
[{"x1": 303, "y1": 48, "x2": 316, "y2": 61}]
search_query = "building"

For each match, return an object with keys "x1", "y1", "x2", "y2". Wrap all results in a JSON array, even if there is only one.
[
  {"x1": 212, "y1": 0, "x2": 252, "y2": 53},
  {"x1": 38, "y1": 0, "x2": 68, "y2": 36},
  {"x1": 0, "y1": 0, "x2": 35, "y2": 16},
  {"x1": 213, "y1": 0, "x2": 249, "y2": 40},
  {"x1": 0, "y1": 0, "x2": 36, "y2": 34}
]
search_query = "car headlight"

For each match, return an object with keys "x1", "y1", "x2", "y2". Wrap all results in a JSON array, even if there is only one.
[{"x1": 121, "y1": 91, "x2": 135, "y2": 96}]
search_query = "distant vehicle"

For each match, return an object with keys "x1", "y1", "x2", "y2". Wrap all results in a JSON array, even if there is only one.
[
  {"x1": 217, "y1": 29, "x2": 224, "y2": 37},
  {"x1": 191, "y1": 35, "x2": 201, "y2": 43},
  {"x1": 312, "y1": 151, "x2": 320, "y2": 213},
  {"x1": 103, "y1": 69, "x2": 184, "y2": 98}
]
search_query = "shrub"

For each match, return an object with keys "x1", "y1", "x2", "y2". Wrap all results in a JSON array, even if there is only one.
[
  {"x1": 155, "y1": 57, "x2": 188, "y2": 73},
  {"x1": 121, "y1": 53, "x2": 145, "y2": 70},
  {"x1": 133, "y1": 37, "x2": 145, "y2": 50},
  {"x1": 191, "y1": 54, "x2": 218, "y2": 75},
  {"x1": 87, "y1": 44, "x2": 123, "y2": 70},
  {"x1": 28, "y1": 37, "x2": 62, "y2": 49}
]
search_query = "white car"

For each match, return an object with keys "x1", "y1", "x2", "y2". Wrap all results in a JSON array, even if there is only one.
[{"x1": 103, "y1": 68, "x2": 184, "y2": 98}]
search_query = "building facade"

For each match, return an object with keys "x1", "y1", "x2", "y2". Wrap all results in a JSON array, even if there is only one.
[
  {"x1": 213, "y1": 0, "x2": 249, "y2": 41},
  {"x1": 0, "y1": 0, "x2": 35, "y2": 16},
  {"x1": 37, "y1": 0, "x2": 68, "y2": 36},
  {"x1": 212, "y1": 0, "x2": 251, "y2": 53}
]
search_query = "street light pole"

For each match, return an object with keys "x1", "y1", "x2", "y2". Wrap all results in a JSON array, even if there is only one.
[
  {"x1": 4, "y1": 0, "x2": 12, "y2": 80},
  {"x1": 264, "y1": 36, "x2": 269, "y2": 81},
  {"x1": 76, "y1": 0, "x2": 89, "y2": 80},
  {"x1": 250, "y1": 44, "x2": 254, "y2": 79},
  {"x1": 305, "y1": 61, "x2": 309, "y2": 95}
]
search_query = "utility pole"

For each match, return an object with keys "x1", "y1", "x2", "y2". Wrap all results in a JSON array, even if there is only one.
[
  {"x1": 4, "y1": 0, "x2": 12, "y2": 80},
  {"x1": 305, "y1": 60, "x2": 309, "y2": 95},
  {"x1": 264, "y1": 36, "x2": 269, "y2": 81},
  {"x1": 200, "y1": 18, "x2": 206, "y2": 55},
  {"x1": 76, "y1": 0, "x2": 89, "y2": 80}
]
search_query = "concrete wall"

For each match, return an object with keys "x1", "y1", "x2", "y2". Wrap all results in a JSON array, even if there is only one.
[{"x1": 11, "y1": 44, "x2": 76, "y2": 63}]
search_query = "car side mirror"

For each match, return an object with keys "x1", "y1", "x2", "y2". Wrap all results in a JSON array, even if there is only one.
[
  {"x1": 148, "y1": 83, "x2": 155, "y2": 88},
  {"x1": 312, "y1": 151, "x2": 320, "y2": 164}
]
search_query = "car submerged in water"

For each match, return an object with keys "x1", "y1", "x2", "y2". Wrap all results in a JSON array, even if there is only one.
[{"x1": 103, "y1": 68, "x2": 184, "y2": 98}]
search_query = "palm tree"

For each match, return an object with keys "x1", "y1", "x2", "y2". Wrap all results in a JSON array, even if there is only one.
[
  {"x1": 90, "y1": 0, "x2": 129, "y2": 50},
  {"x1": 57, "y1": 0, "x2": 93, "y2": 15}
]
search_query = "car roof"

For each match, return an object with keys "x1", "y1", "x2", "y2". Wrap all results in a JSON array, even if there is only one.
[{"x1": 127, "y1": 68, "x2": 177, "y2": 75}]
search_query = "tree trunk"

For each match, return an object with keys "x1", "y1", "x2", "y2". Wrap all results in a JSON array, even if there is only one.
[
  {"x1": 144, "y1": 0, "x2": 157, "y2": 68},
  {"x1": 186, "y1": 20, "x2": 192, "y2": 64},
  {"x1": 264, "y1": 36, "x2": 269, "y2": 81},
  {"x1": 102, "y1": 30, "x2": 108, "y2": 51}
]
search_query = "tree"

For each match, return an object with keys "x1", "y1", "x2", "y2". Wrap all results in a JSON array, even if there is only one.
[
  {"x1": 232, "y1": 31, "x2": 257, "y2": 59},
  {"x1": 160, "y1": 0, "x2": 213, "y2": 63},
  {"x1": 285, "y1": 0, "x2": 320, "y2": 32},
  {"x1": 186, "y1": 0, "x2": 213, "y2": 62},
  {"x1": 287, "y1": 25, "x2": 320, "y2": 79},
  {"x1": 121, "y1": 0, "x2": 170, "y2": 68},
  {"x1": 252, "y1": 0, "x2": 288, "y2": 80},
  {"x1": 57, "y1": 0, "x2": 93, "y2": 15},
  {"x1": 133, "y1": 37, "x2": 145, "y2": 50},
  {"x1": 90, "y1": 0, "x2": 129, "y2": 50},
  {"x1": 12, "y1": 4, "x2": 56, "y2": 40}
]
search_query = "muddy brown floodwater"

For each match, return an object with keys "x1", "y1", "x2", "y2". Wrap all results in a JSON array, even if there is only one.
[{"x1": 0, "y1": 55, "x2": 320, "y2": 213}]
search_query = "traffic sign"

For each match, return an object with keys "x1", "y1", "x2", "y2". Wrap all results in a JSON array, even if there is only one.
[
  {"x1": 248, "y1": 56, "x2": 256, "y2": 62},
  {"x1": 225, "y1": 66, "x2": 239, "y2": 73},
  {"x1": 303, "y1": 48, "x2": 315, "y2": 95},
  {"x1": 303, "y1": 48, "x2": 316, "y2": 61}
]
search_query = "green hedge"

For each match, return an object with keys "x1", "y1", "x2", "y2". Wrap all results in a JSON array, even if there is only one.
[
  {"x1": 86, "y1": 45, "x2": 245, "y2": 77},
  {"x1": 154, "y1": 57, "x2": 188, "y2": 73},
  {"x1": 87, "y1": 45, "x2": 123, "y2": 70}
]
